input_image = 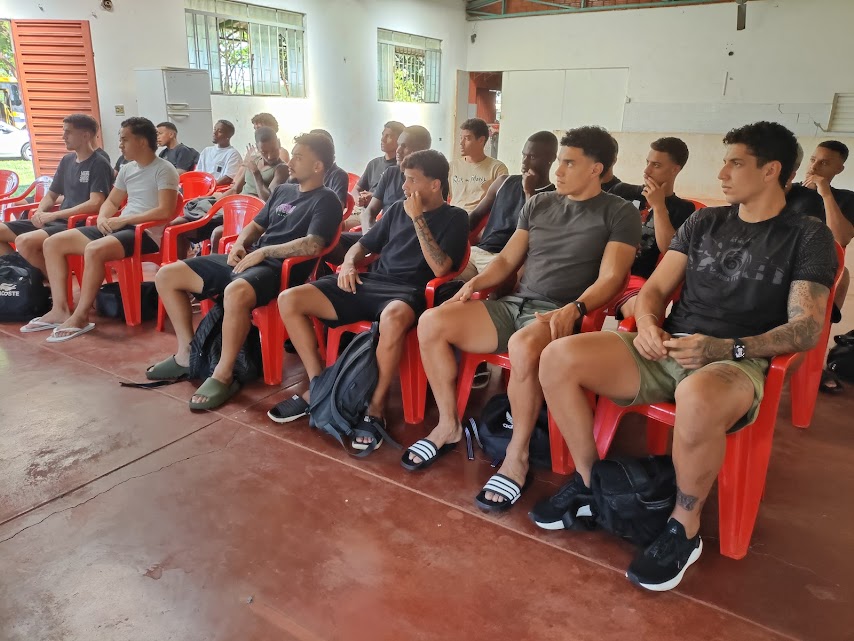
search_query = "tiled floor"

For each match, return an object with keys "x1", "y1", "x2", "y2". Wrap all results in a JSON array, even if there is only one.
[{"x1": 1, "y1": 283, "x2": 853, "y2": 640}]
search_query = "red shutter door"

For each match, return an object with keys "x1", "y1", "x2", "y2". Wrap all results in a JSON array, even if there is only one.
[{"x1": 10, "y1": 20, "x2": 103, "y2": 177}]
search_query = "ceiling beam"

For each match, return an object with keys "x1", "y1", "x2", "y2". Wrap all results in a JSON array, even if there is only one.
[{"x1": 466, "y1": 0, "x2": 729, "y2": 20}]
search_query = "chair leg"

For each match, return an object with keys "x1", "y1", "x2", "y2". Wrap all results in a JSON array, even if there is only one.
[
  {"x1": 646, "y1": 418, "x2": 670, "y2": 455},
  {"x1": 313, "y1": 318, "x2": 327, "y2": 363},
  {"x1": 256, "y1": 307, "x2": 284, "y2": 386},
  {"x1": 591, "y1": 397, "x2": 631, "y2": 459},
  {"x1": 325, "y1": 327, "x2": 344, "y2": 368},
  {"x1": 115, "y1": 259, "x2": 142, "y2": 327},
  {"x1": 717, "y1": 422, "x2": 775, "y2": 560},
  {"x1": 200, "y1": 298, "x2": 214, "y2": 318},
  {"x1": 399, "y1": 330, "x2": 424, "y2": 424},
  {"x1": 156, "y1": 299, "x2": 166, "y2": 332},
  {"x1": 456, "y1": 353, "x2": 483, "y2": 419},
  {"x1": 790, "y1": 348, "x2": 824, "y2": 429}
]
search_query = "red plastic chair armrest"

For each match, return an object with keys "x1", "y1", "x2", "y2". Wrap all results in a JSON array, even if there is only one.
[{"x1": 1, "y1": 201, "x2": 38, "y2": 222}]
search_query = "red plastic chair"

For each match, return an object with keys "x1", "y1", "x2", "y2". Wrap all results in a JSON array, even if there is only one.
[
  {"x1": 156, "y1": 195, "x2": 265, "y2": 331},
  {"x1": 324, "y1": 245, "x2": 471, "y2": 424},
  {"x1": 581, "y1": 249, "x2": 843, "y2": 560},
  {"x1": 468, "y1": 208, "x2": 490, "y2": 245},
  {"x1": 250, "y1": 223, "x2": 344, "y2": 385},
  {"x1": 179, "y1": 171, "x2": 217, "y2": 199},
  {"x1": 0, "y1": 176, "x2": 53, "y2": 221},
  {"x1": 0, "y1": 169, "x2": 20, "y2": 200},
  {"x1": 344, "y1": 193, "x2": 355, "y2": 219},
  {"x1": 347, "y1": 172, "x2": 360, "y2": 192}
]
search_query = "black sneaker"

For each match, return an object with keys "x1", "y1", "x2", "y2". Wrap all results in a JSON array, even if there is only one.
[
  {"x1": 267, "y1": 395, "x2": 310, "y2": 424},
  {"x1": 529, "y1": 472, "x2": 594, "y2": 530},
  {"x1": 626, "y1": 518, "x2": 703, "y2": 592}
]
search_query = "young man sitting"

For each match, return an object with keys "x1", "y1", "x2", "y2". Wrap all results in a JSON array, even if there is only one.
[
  {"x1": 449, "y1": 118, "x2": 508, "y2": 213},
  {"x1": 271, "y1": 150, "x2": 468, "y2": 454},
  {"x1": 216, "y1": 126, "x2": 284, "y2": 201},
  {"x1": 0, "y1": 113, "x2": 113, "y2": 277},
  {"x1": 23, "y1": 117, "x2": 179, "y2": 341},
  {"x1": 156, "y1": 122, "x2": 199, "y2": 174},
  {"x1": 461, "y1": 130, "x2": 558, "y2": 282},
  {"x1": 302, "y1": 129, "x2": 348, "y2": 206},
  {"x1": 196, "y1": 120, "x2": 241, "y2": 187},
  {"x1": 251, "y1": 112, "x2": 290, "y2": 163},
  {"x1": 534, "y1": 121, "x2": 837, "y2": 591},
  {"x1": 408, "y1": 127, "x2": 640, "y2": 511},
  {"x1": 610, "y1": 137, "x2": 698, "y2": 318},
  {"x1": 350, "y1": 121, "x2": 405, "y2": 211},
  {"x1": 146, "y1": 132, "x2": 343, "y2": 410}
]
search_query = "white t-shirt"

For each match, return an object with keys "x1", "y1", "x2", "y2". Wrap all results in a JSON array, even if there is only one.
[
  {"x1": 196, "y1": 145, "x2": 241, "y2": 180},
  {"x1": 115, "y1": 156, "x2": 180, "y2": 245}
]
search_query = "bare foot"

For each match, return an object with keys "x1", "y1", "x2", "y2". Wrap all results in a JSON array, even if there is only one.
[
  {"x1": 407, "y1": 421, "x2": 463, "y2": 465},
  {"x1": 484, "y1": 456, "x2": 528, "y2": 503},
  {"x1": 37, "y1": 308, "x2": 72, "y2": 325},
  {"x1": 56, "y1": 313, "x2": 89, "y2": 332}
]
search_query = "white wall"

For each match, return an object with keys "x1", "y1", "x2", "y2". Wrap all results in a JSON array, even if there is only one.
[
  {"x1": 467, "y1": 0, "x2": 854, "y2": 196},
  {"x1": 0, "y1": 0, "x2": 466, "y2": 171}
]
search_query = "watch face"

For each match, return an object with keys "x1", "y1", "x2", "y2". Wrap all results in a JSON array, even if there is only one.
[{"x1": 734, "y1": 344, "x2": 747, "y2": 359}]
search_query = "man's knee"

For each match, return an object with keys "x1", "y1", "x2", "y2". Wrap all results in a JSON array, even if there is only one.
[
  {"x1": 379, "y1": 302, "x2": 415, "y2": 337},
  {"x1": 674, "y1": 374, "x2": 741, "y2": 442},
  {"x1": 278, "y1": 285, "x2": 310, "y2": 316},
  {"x1": 83, "y1": 238, "x2": 112, "y2": 263},
  {"x1": 15, "y1": 233, "x2": 43, "y2": 256},
  {"x1": 417, "y1": 306, "x2": 448, "y2": 344},
  {"x1": 507, "y1": 325, "x2": 549, "y2": 374},
  {"x1": 539, "y1": 338, "x2": 579, "y2": 389},
  {"x1": 154, "y1": 261, "x2": 185, "y2": 291},
  {"x1": 223, "y1": 279, "x2": 256, "y2": 311}
]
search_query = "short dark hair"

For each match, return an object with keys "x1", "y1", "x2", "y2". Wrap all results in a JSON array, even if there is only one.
[
  {"x1": 120, "y1": 116, "x2": 157, "y2": 151},
  {"x1": 156, "y1": 121, "x2": 177, "y2": 133},
  {"x1": 251, "y1": 112, "x2": 279, "y2": 131},
  {"x1": 651, "y1": 136, "x2": 690, "y2": 167},
  {"x1": 254, "y1": 126, "x2": 277, "y2": 144},
  {"x1": 560, "y1": 126, "x2": 617, "y2": 174},
  {"x1": 63, "y1": 113, "x2": 99, "y2": 135},
  {"x1": 384, "y1": 121, "x2": 405, "y2": 137},
  {"x1": 402, "y1": 125, "x2": 432, "y2": 150},
  {"x1": 401, "y1": 149, "x2": 451, "y2": 200},
  {"x1": 460, "y1": 118, "x2": 490, "y2": 141},
  {"x1": 294, "y1": 132, "x2": 335, "y2": 170},
  {"x1": 611, "y1": 136, "x2": 619, "y2": 155},
  {"x1": 818, "y1": 140, "x2": 850, "y2": 162},
  {"x1": 722, "y1": 121, "x2": 798, "y2": 189},
  {"x1": 527, "y1": 130, "x2": 559, "y2": 155},
  {"x1": 309, "y1": 129, "x2": 334, "y2": 156},
  {"x1": 216, "y1": 119, "x2": 236, "y2": 138}
]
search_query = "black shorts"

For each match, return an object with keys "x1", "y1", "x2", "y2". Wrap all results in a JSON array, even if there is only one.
[
  {"x1": 184, "y1": 253, "x2": 286, "y2": 307},
  {"x1": 183, "y1": 213, "x2": 224, "y2": 243},
  {"x1": 76, "y1": 225, "x2": 160, "y2": 258},
  {"x1": 4, "y1": 219, "x2": 75, "y2": 238},
  {"x1": 311, "y1": 272, "x2": 426, "y2": 327}
]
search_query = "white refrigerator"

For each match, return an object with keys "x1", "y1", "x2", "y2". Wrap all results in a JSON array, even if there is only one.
[{"x1": 135, "y1": 68, "x2": 213, "y2": 153}]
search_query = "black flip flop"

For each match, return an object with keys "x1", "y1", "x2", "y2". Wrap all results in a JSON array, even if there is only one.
[
  {"x1": 819, "y1": 368, "x2": 844, "y2": 394},
  {"x1": 475, "y1": 473, "x2": 531, "y2": 513},
  {"x1": 400, "y1": 438, "x2": 458, "y2": 471}
]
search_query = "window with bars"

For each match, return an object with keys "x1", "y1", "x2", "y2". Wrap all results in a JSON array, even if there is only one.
[
  {"x1": 377, "y1": 29, "x2": 441, "y2": 104},
  {"x1": 185, "y1": 0, "x2": 306, "y2": 98}
]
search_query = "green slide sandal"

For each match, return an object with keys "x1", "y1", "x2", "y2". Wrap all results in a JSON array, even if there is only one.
[
  {"x1": 189, "y1": 377, "x2": 240, "y2": 411},
  {"x1": 146, "y1": 355, "x2": 190, "y2": 381}
]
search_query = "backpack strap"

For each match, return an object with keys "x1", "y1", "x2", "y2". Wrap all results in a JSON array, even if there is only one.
[
  {"x1": 120, "y1": 377, "x2": 187, "y2": 389},
  {"x1": 614, "y1": 458, "x2": 652, "y2": 492}
]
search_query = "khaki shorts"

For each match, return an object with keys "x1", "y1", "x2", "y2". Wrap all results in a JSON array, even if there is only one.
[
  {"x1": 610, "y1": 330, "x2": 769, "y2": 432},
  {"x1": 460, "y1": 245, "x2": 498, "y2": 282},
  {"x1": 483, "y1": 295, "x2": 560, "y2": 353}
]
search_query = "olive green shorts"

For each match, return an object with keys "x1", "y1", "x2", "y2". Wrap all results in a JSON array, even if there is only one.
[
  {"x1": 482, "y1": 295, "x2": 560, "y2": 353},
  {"x1": 610, "y1": 330, "x2": 770, "y2": 433}
]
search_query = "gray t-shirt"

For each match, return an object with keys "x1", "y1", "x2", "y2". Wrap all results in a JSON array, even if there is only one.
[
  {"x1": 115, "y1": 156, "x2": 180, "y2": 245},
  {"x1": 515, "y1": 191, "x2": 641, "y2": 305}
]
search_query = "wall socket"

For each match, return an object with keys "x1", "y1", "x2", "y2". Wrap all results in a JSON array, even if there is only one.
[{"x1": 114, "y1": 105, "x2": 125, "y2": 116}]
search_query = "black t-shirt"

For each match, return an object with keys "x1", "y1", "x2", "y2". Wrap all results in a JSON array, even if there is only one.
[
  {"x1": 601, "y1": 175, "x2": 621, "y2": 193},
  {"x1": 159, "y1": 143, "x2": 200, "y2": 172},
  {"x1": 253, "y1": 183, "x2": 342, "y2": 252},
  {"x1": 357, "y1": 156, "x2": 397, "y2": 193},
  {"x1": 478, "y1": 175, "x2": 555, "y2": 253},
  {"x1": 830, "y1": 186, "x2": 854, "y2": 224},
  {"x1": 50, "y1": 151, "x2": 114, "y2": 210},
  {"x1": 325, "y1": 163, "x2": 348, "y2": 206},
  {"x1": 664, "y1": 205, "x2": 837, "y2": 339},
  {"x1": 95, "y1": 148, "x2": 111, "y2": 165},
  {"x1": 611, "y1": 183, "x2": 697, "y2": 278},
  {"x1": 360, "y1": 201, "x2": 469, "y2": 288},
  {"x1": 372, "y1": 165, "x2": 405, "y2": 212},
  {"x1": 114, "y1": 155, "x2": 129, "y2": 174}
]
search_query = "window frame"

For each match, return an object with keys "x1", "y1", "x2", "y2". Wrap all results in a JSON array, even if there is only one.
[{"x1": 376, "y1": 28, "x2": 441, "y2": 105}]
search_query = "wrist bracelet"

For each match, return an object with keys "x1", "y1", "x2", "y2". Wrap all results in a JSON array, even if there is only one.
[{"x1": 636, "y1": 313, "x2": 659, "y2": 325}]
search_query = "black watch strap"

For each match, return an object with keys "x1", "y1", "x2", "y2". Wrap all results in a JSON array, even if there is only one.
[
  {"x1": 572, "y1": 300, "x2": 587, "y2": 317},
  {"x1": 732, "y1": 338, "x2": 747, "y2": 361}
]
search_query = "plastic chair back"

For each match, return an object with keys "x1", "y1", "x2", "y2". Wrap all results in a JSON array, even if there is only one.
[
  {"x1": 689, "y1": 199, "x2": 707, "y2": 211},
  {"x1": 347, "y1": 172, "x2": 360, "y2": 192},
  {"x1": 221, "y1": 194, "x2": 265, "y2": 239},
  {"x1": 0, "y1": 170, "x2": 20, "y2": 199},
  {"x1": 32, "y1": 176, "x2": 54, "y2": 202},
  {"x1": 179, "y1": 171, "x2": 217, "y2": 199},
  {"x1": 344, "y1": 193, "x2": 355, "y2": 218}
]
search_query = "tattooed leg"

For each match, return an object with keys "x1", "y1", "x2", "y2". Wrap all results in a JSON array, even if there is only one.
[{"x1": 669, "y1": 364, "x2": 755, "y2": 537}]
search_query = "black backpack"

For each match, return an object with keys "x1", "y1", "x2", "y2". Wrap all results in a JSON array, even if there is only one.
[
  {"x1": 0, "y1": 253, "x2": 50, "y2": 321},
  {"x1": 309, "y1": 323, "x2": 398, "y2": 456},
  {"x1": 589, "y1": 455, "x2": 677, "y2": 546},
  {"x1": 472, "y1": 393, "x2": 551, "y2": 468},
  {"x1": 827, "y1": 341, "x2": 854, "y2": 382},
  {"x1": 95, "y1": 282, "x2": 159, "y2": 322},
  {"x1": 188, "y1": 301, "x2": 263, "y2": 384}
]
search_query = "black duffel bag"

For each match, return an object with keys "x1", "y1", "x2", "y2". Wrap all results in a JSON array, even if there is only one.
[
  {"x1": 95, "y1": 282, "x2": 159, "y2": 322},
  {"x1": 0, "y1": 253, "x2": 50, "y2": 321},
  {"x1": 474, "y1": 393, "x2": 552, "y2": 468}
]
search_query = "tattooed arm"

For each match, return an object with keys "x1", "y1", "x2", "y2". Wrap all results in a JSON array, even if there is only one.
[
  {"x1": 260, "y1": 234, "x2": 326, "y2": 260},
  {"x1": 404, "y1": 191, "x2": 453, "y2": 277},
  {"x1": 664, "y1": 280, "x2": 830, "y2": 369}
]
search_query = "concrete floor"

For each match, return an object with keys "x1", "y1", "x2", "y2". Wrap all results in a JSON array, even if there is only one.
[{"x1": 1, "y1": 289, "x2": 853, "y2": 641}]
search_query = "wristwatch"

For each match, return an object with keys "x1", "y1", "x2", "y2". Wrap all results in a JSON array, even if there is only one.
[
  {"x1": 571, "y1": 300, "x2": 587, "y2": 317},
  {"x1": 732, "y1": 338, "x2": 747, "y2": 361}
]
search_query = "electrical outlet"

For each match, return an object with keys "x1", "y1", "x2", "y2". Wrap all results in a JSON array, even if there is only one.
[{"x1": 114, "y1": 105, "x2": 125, "y2": 116}]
